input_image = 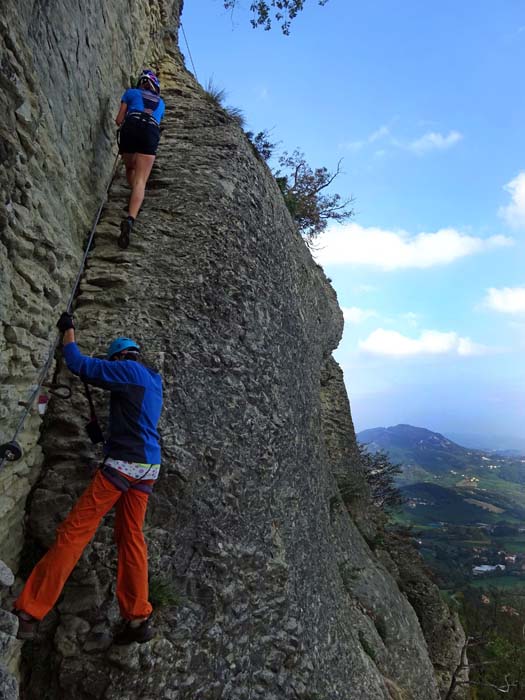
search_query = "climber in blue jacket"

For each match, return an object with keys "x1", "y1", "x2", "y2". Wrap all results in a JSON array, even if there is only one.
[
  {"x1": 15, "y1": 312, "x2": 163, "y2": 645},
  {"x1": 115, "y1": 69, "x2": 166, "y2": 249}
]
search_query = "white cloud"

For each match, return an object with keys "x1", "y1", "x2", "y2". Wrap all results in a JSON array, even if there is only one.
[
  {"x1": 354, "y1": 284, "x2": 377, "y2": 294},
  {"x1": 485, "y1": 286, "x2": 525, "y2": 314},
  {"x1": 315, "y1": 223, "x2": 513, "y2": 270},
  {"x1": 407, "y1": 130, "x2": 463, "y2": 154},
  {"x1": 342, "y1": 126, "x2": 462, "y2": 157},
  {"x1": 342, "y1": 124, "x2": 390, "y2": 151},
  {"x1": 342, "y1": 306, "x2": 377, "y2": 324},
  {"x1": 343, "y1": 140, "x2": 365, "y2": 151},
  {"x1": 359, "y1": 328, "x2": 489, "y2": 357},
  {"x1": 498, "y1": 173, "x2": 525, "y2": 230},
  {"x1": 369, "y1": 125, "x2": 390, "y2": 143},
  {"x1": 401, "y1": 312, "x2": 421, "y2": 327}
]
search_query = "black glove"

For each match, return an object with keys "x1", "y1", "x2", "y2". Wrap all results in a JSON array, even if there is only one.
[{"x1": 57, "y1": 311, "x2": 74, "y2": 332}]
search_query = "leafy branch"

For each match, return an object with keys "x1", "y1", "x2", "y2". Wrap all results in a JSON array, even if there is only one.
[{"x1": 223, "y1": 0, "x2": 330, "y2": 35}]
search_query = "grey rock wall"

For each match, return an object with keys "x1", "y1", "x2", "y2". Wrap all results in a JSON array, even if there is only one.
[
  {"x1": 0, "y1": 562, "x2": 19, "y2": 700},
  {"x1": 1, "y1": 3, "x2": 464, "y2": 699},
  {"x1": 0, "y1": 0, "x2": 181, "y2": 570},
  {"x1": 14, "y1": 48, "x2": 443, "y2": 699}
]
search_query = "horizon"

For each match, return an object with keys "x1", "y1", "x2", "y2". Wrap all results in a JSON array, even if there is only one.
[
  {"x1": 356, "y1": 421, "x2": 525, "y2": 452},
  {"x1": 183, "y1": 2, "x2": 525, "y2": 439}
]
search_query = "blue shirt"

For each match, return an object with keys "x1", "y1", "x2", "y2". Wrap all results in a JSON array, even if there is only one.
[
  {"x1": 62, "y1": 342, "x2": 163, "y2": 464},
  {"x1": 121, "y1": 88, "x2": 165, "y2": 124}
]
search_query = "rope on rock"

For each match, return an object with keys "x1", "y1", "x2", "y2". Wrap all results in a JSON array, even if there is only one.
[
  {"x1": 180, "y1": 21, "x2": 199, "y2": 83},
  {"x1": 0, "y1": 152, "x2": 121, "y2": 472},
  {"x1": 1, "y1": 21, "x2": 169, "y2": 470}
]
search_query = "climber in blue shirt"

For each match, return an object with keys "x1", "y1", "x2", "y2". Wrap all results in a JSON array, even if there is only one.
[
  {"x1": 115, "y1": 69, "x2": 166, "y2": 249},
  {"x1": 14, "y1": 312, "x2": 163, "y2": 646},
  {"x1": 63, "y1": 339, "x2": 162, "y2": 465}
]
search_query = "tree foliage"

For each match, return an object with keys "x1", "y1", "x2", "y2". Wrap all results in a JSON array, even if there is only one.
[
  {"x1": 203, "y1": 80, "x2": 247, "y2": 128},
  {"x1": 358, "y1": 444, "x2": 404, "y2": 512},
  {"x1": 224, "y1": 0, "x2": 329, "y2": 34},
  {"x1": 246, "y1": 129, "x2": 277, "y2": 161},
  {"x1": 274, "y1": 150, "x2": 354, "y2": 238},
  {"x1": 451, "y1": 587, "x2": 525, "y2": 699},
  {"x1": 245, "y1": 136, "x2": 354, "y2": 239}
]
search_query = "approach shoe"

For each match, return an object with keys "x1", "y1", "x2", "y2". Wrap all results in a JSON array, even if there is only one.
[
  {"x1": 118, "y1": 217, "x2": 133, "y2": 249},
  {"x1": 113, "y1": 617, "x2": 154, "y2": 645},
  {"x1": 14, "y1": 609, "x2": 37, "y2": 641}
]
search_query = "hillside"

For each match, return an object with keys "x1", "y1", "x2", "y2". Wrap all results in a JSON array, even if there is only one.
[
  {"x1": 358, "y1": 424, "x2": 525, "y2": 588},
  {"x1": 359, "y1": 424, "x2": 525, "y2": 509}
]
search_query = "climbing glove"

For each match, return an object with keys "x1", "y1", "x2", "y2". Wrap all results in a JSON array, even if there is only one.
[{"x1": 57, "y1": 312, "x2": 75, "y2": 332}]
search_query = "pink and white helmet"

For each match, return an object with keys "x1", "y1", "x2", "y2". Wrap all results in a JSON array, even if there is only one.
[{"x1": 139, "y1": 69, "x2": 160, "y2": 94}]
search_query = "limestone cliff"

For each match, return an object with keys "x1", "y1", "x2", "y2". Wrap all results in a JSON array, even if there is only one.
[{"x1": 1, "y1": 3, "x2": 465, "y2": 699}]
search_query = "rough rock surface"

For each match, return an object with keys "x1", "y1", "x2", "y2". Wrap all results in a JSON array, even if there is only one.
[
  {"x1": 0, "y1": 563, "x2": 19, "y2": 700},
  {"x1": 0, "y1": 0, "x2": 182, "y2": 571},
  {"x1": 1, "y1": 2, "x2": 465, "y2": 699},
  {"x1": 381, "y1": 532, "x2": 468, "y2": 698}
]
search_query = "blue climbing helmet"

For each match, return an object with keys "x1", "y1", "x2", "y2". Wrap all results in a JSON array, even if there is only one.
[
  {"x1": 138, "y1": 69, "x2": 160, "y2": 94},
  {"x1": 106, "y1": 337, "x2": 140, "y2": 359}
]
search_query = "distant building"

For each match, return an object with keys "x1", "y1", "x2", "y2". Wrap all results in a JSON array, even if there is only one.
[
  {"x1": 500, "y1": 605, "x2": 520, "y2": 617},
  {"x1": 472, "y1": 564, "x2": 505, "y2": 575}
]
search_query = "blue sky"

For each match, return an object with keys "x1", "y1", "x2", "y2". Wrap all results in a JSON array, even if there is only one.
[{"x1": 181, "y1": 1, "x2": 525, "y2": 445}]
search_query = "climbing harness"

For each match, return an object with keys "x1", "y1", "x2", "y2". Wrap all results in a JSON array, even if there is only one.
[
  {"x1": 99, "y1": 462, "x2": 155, "y2": 495},
  {"x1": 0, "y1": 152, "x2": 121, "y2": 472},
  {"x1": 126, "y1": 110, "x2": 160, "y2": 128}
]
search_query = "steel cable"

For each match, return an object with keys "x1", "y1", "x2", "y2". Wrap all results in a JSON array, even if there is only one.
[{"x1": 0, "y1": 152, "x2": 121, "y2": 471}]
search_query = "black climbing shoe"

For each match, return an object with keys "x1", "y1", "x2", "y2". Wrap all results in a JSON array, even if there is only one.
[
  {"x1": 113, "y1": 617, "x2": 154, "y2": 645},
  {"x1": 14, "y1": 609, "x2": 38, "y2": 641},
  {"x1": 118, "y1": 217, "x2": 133, "y2": 249}
]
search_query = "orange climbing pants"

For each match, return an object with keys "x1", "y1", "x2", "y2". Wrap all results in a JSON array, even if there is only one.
[{"x1": 15, "y1": 470, "x2": 154, "y2": 621}]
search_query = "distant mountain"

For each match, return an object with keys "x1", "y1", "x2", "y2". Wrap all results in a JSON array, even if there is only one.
[
  {"x1": 357, "y1": 423, "x2": 525, "y2": 524},
  {"x1": 358, "y1": 424, "x2": 461, "y2": 452},
  {"x1": 494, "y1": 449, "x2": 525, "y2": 458},
  {"x1": 358, "y1": 425, "x2": 525, "y2": 589},
  {"x1": 357, "y1": 424, "x2": 479, "y2": 476}
]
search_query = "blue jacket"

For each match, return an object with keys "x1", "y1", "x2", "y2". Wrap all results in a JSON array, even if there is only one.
[
  {"x1": 62, "y1": 342, "x2": 162, "y2": 464},
  {"x1": 121, "y1": 88, "x2": 165, "y2": 124}
]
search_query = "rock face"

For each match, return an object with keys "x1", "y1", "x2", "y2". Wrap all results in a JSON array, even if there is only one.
[
  {"x1": 0, "y1": 0, "x2": 182, "y2": 571},
  {"x1": 1, "y1": 3, "x2": 465, "y2": 699}
]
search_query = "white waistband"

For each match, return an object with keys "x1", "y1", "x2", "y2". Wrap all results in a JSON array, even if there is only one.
[{"x1": 105, "y1": 457, "x2": 160, "y2": 481}]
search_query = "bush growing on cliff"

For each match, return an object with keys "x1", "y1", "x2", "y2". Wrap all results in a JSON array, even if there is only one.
[
  {"x1": 203, "y1": 80, "x2": 247, "y2": 128},
  {"x1": 274, "y1": 150, "x2": 354, "y2": 238},
  {"x1": 450, "y1": 587, "x2": 525, "y2": 698},
  {"x1": 358, "y1": 443, "x2": 404, "y2": 512},
  {"x1": 224, "y1": 0, "x2": 330, "y2": 34},
  {"x1": 205, "y1": 88, "x2": 353, "y2": 238},
  {"x1": 246, "y1": 129, "x2": 277, "y2": 162},
  {"x1": 149, "y1": 576, "x2": 181, "y2": 609}
]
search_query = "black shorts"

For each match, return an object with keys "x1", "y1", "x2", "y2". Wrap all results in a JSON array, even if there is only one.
[{"x1": 119, "y1": 117, "x2": 160, "y2": 156}]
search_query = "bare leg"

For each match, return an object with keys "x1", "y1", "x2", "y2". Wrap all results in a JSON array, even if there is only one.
[
  {"x1": 122, "y1": 153, "x2": 137, "y2": 187},
  {"x1": 127, "y1": 154, "x2": 155, "y2": 219}
]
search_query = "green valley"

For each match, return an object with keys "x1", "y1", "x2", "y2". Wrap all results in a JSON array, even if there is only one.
[{"x1": 358, "y1": 424, "x2": 525, "y2": 588}]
